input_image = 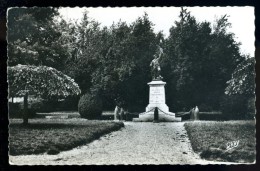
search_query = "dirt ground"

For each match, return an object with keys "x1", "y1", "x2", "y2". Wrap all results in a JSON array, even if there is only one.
[{"x1": 9, "y1": 122, "x2": 237, "y2": 165}]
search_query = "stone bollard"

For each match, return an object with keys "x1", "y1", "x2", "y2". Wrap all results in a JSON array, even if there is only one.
[
  {"x1": 190, "y1": 108, "x2": 195, "y2": 120},
  {"x1": 153, "y1": 107, "x2": 159, "y2": 123},
  {"x1": 119, "y1": 107, "x2": 125, "y2": 121},
  {"x1": 194, "y1": 106, "x2": 199, "y2": 120},
  {"x1": 114, "y1": 106, "x2": 120, "y2": 121}
]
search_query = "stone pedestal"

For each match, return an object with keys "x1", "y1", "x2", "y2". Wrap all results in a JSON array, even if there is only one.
[{"x1": 133, "y1": 80, "x2": 181, "y2": 122}]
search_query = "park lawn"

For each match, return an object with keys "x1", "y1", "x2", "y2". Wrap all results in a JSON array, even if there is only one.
[
  {"x1": 185, "y1": 120, "x2": 255, "y2": 163},
  {"x1": 9, "y1": 118, "x2": 124, "y2": 155}
]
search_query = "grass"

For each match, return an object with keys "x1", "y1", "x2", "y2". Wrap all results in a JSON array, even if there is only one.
[
  {"x1": 9, "y1": 118, "x2": 124, "y2": 155},
  {"x1": 184, "y1": 120, "x2": 255, "y2": 163},
  {"x1": 36, "y1": 111, "x2": 81, "y2": 118}
]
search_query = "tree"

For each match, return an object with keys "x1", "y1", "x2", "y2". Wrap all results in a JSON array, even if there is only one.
[
  {"x1": 7, "y1": 7, "x2": 68, "y2": 71},
  {"x1": 63, "y1": 11, "x2": 107, "y2": 94},
  {"x1": 225, "y1": 57, "x2": 255, "y2": 96},
  {"x1": 64, "y1": 12, "x2": 161, "y2": 111},
  {"x1": 91, "y1": 13, "x2": 161, "y2": 111},
  {"x1": 8, "y1": 64, "x2": 81, "y2": 124},
  {"x1": 90, "y1": 21, "x2": 134, "y2": 108},
  {"x1": 224, "y1": 57, "x2": 255, "y2": 118},
  {"x1": 165, "y1": 8, "x2": 244, "y2": 111}
]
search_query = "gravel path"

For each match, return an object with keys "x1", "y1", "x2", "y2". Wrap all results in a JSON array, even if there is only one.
[{"x1": 9, "y1": 122, "x2": 231, "y2": 165}]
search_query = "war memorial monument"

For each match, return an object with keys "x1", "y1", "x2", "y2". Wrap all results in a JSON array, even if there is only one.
[{"x1": 133, "y1": 46, "x2": 181, "y2": 122}]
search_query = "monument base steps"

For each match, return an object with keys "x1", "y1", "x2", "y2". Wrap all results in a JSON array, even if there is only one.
[
  {"x1": 132, "y1": 111, "x2": 181, "y2": 122},
  {"x1": 132, "y1": 80, "x2": 182, "y2": 122}
]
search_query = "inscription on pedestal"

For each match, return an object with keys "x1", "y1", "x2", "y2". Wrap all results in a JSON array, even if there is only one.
[
  {"x1": 149, "y1": 86, "x2": 165, "y2": 104},
  {"x1": 133, "y1": 80, "x2": 180, "y2": 122}
]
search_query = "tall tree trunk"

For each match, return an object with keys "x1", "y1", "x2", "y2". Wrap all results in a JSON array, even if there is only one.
[{"x1": 23, "y1": 92, "x2": 28, "y2": 125}]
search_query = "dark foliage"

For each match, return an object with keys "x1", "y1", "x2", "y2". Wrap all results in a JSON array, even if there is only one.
[
  {"x1": 78, "y1": 93, "x2": 103, "y2": 119},
  {"x1": 220, "y1": 95, "x2": 254, "y2": 120},
  {"x1": 7, "y1": 8, "x2": 69, "y2": 71},
  {"x1": 7, "y1": 8, "x2": 252, "y2": 114},
  {"x1": 164, "y1": 8, "x2": 244, "y2": 111},
  {"x1": 8, "y1": 102, "x2": 36, "y2": 118}
]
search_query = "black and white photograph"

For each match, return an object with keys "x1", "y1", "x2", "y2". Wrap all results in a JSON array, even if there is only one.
[{"x1": 7, "y1": 7, "x2": 255, "y2": 165}]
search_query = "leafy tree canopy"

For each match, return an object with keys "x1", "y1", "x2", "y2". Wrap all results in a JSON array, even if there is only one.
[
  {"x1": 8, "y1": 7, "x2": 252, "y2": 112},
  {"x1": 7, "y1": 7, "x2": 68, "y2": 71},
  {"x1": 8, "y1": 64, "x2": 81, "y2": 99},
  {"x1": 225, "y1": 57, "x2": 255, "y2": 96},
  {"x1": 164, "y1": 8, "x2": 244, "y2": 110}
]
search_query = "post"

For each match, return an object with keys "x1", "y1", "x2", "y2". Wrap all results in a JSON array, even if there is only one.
[
  {"x1": 190, "y1": 108, "x2": 195, "y2": 120},
  {"x1": 114, "y1": 106, "x2": 120, "y2": 121},
  {"x1": 23, "y1": 92, "x2": 29, "y2": 125},
  {"x1": 120, "y1": 108, "x2": 125, "y2": 121},
  {"x1": 153, "y1": 107, "x2": 159, "y2": 123},
  {"x1": 194, "y1": 106, "x2": 199, "y2": 120}
]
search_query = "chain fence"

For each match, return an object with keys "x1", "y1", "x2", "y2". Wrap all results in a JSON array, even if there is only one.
[{"x1": 139, "y1": 107, "x2": 175, "y2": 117}]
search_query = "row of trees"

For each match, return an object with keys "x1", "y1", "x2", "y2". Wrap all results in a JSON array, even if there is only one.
[{"x1": 8, "y1": 7, "x2": 255, "y2": 115}]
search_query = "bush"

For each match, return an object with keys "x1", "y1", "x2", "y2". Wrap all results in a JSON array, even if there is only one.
[
  {"x1": 30, "y1": 99, "x2": 44, "y2": 113},
  {"x1": 30, "y1": 98, "x2": 59, "y2": 113},
  {"x1": 176, "y1": 111, "x2": 224, "y2": 121},
  {"x1": 28, "y1": 98, "x2": 54, "y2": 113},
  {"x1": 9, "y1": 102, "x2": 36, "y2": 118},
  {"x1": 220, "y1": 94, "x2": 248, "y2": 120},
  {"x1": 78, "y1": 93, "x2": 103, "y2": 119},
  {"x1": 198, "y1": 112, "x2": 224, "y2": 121},
  {"x1": 9, "y1": 102, "x2": 22, "y2": 118},
  {"x1": 39, "y1": 100, "x2": 58, "y2": 113},
  {"x1": 56, "y1": 96, "x2": 79, "y2": 111},
  {"x1": 199, "y1": 104, "x2": 213, "y2": 112},
  {"x1": 247, "y1": 97, "x2": 255, "y2": 119}
]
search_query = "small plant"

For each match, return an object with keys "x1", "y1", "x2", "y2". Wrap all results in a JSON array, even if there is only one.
[{"x1": 78, "y1": 93, "x2": 103, "y2": 119}]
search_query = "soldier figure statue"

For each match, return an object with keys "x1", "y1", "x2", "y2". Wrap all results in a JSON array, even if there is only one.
[{"x1": 150, "y1": 45, "x2": 163, "y2": 80}]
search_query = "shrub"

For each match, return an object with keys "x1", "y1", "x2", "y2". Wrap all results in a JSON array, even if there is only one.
[
  {"x1": 220, "y1": 94, "x2": 248, "y2": 120},
  {"x1": 28, "y1": 98, "x2": 54, "y2": 113},
  {"x1": 56, "y1": 96, "x2": 80, "y2": 111},
  {"x1": 9, "y1": 102, "x2": 36, "y2": 118},
  {"x1": 198, "y1": 112, "x2": 224, "y2": 121},
  {"x1": 40, "y1": 99, "x2": 58, "y2": 112},
  {"x1": 9, "y1": 102, "x2": 22, "y2": 118},
  {"x1": 78, "y1": 93, "x2": 103, "y2": 119},
  {"x1": 30, "y1": 99, "x2": 44, "y2": 113},
  {"x1": 199, "y1": 104, "x2": 213, "y2": 112},
  {"x1": 247, "y1": 97, "x2": 255, "y2": 119}
]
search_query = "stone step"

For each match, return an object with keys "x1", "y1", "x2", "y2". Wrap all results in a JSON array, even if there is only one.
[
  {"x1": 133, "y1": 116, "x2": 181, "y2": 122},
  {"x1": 133, "y1": 112, "x2": 181, "y2": 122}
]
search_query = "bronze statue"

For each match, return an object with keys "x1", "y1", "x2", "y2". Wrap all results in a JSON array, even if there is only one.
[{"x1": 150, "y1": 45, "x2": 163, "y2": 80}]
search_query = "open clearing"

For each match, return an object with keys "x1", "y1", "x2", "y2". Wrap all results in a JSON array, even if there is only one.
[{"x1": 9, "y1": 122, "x2": 237, "y2": 165}]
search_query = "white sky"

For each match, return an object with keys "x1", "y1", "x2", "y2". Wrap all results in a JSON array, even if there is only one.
[{"x1": 59, "y1": 7, "x2": 254, "y2": 57}]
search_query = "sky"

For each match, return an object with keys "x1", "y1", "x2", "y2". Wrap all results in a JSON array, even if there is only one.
[{"x1": 59, "y1": 7, "x2": 254, "y2": 57}]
